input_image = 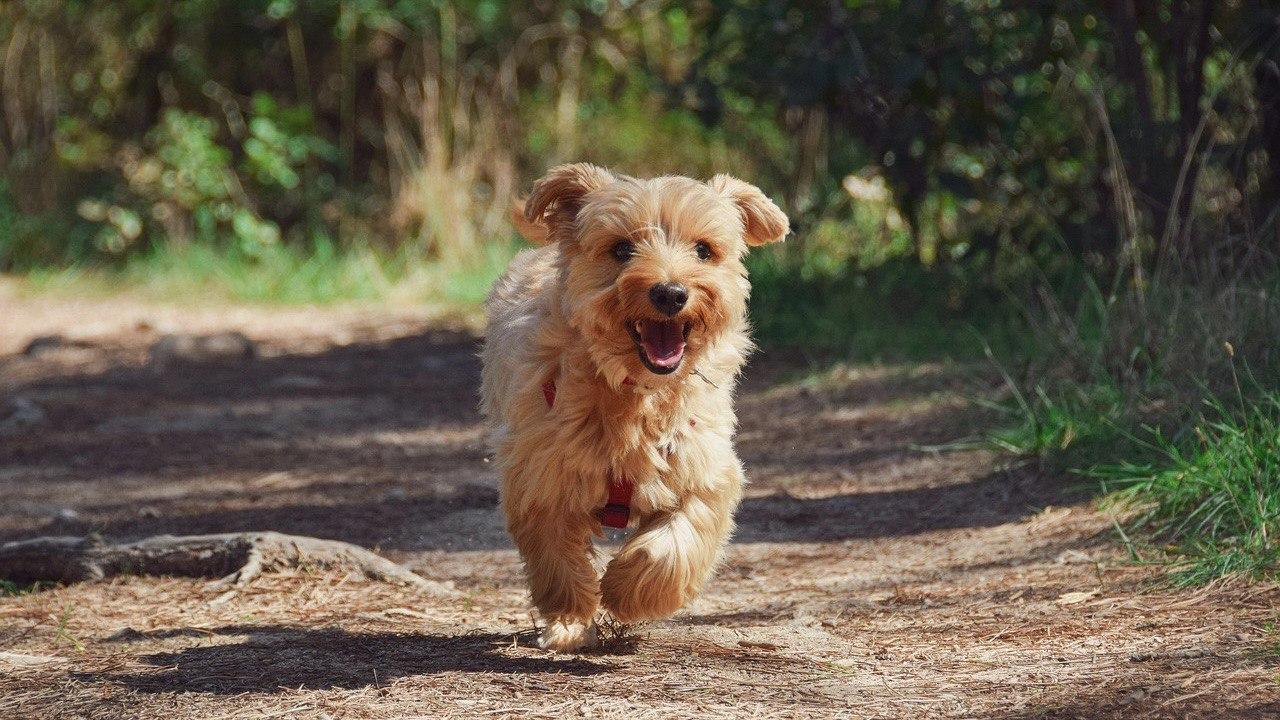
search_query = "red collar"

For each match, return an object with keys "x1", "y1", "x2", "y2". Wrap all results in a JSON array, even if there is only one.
[
  {"x1": 542, "y1": 377, "x2": 634, "y2": 528},
  {"x1": 540, "y1": 376, "x2": 635, "y2": 406}
]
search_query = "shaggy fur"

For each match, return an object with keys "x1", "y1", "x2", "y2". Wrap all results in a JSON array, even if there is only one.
[{"x1": 480, "y1": 164, "x2": 788, "y2": 651}]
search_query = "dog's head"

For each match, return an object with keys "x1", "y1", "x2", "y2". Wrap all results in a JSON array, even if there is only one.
[{"x1": 523, "y1": 163, "x2": 788, "y2": 383}]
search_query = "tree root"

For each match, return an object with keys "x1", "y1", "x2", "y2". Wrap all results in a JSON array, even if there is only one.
[{"x1": 0, "y1": 532, "x2": 452, "y2": 594}]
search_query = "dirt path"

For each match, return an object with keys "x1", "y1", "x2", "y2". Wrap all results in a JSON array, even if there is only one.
[{"x1": 1, "y1": 289, "x2": 1277, "y2": 719}]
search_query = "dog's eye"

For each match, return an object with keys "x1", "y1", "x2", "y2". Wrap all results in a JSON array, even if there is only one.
[
  {"x1": 611, "y1": 241, "x2": 635, "y2": 263},
  {"x1": 694, "y1": 241, "x2": 714, "y2": 261}
]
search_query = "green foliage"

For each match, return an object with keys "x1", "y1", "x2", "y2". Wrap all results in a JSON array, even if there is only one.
[
  {"x1": 242, "y1": 93, "x2": 336, "y2": 191},
  {"x1": 987, "y1": 381, "x2": 1129, "y2": 462},
  {"x1": 3, "y1": 0, "x2": 1275, "y2": 276},
  {"x1": 66, "y1": 108, "x2": 274, "y2": 257},
  {"x1": 747, "y1": 252, "x2": 1027, "y2": 362},
  {"x1": 1093, "y1": 393, "x2": 1280, "y2": 585}
]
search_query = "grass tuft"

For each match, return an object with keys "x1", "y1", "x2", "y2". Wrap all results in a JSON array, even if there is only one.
[
  {"x1": 1092, "y1": 393, "x2": 1280, "y2": 585},
  {"x1": 984, "y1": 265, "x2": 1280, "y2": 585},
  {"x1": 986, "y1": 381, "x2": 1128, "y2": 462},
  {"x1": 0, "y1": 579, "x2": 43, "y2": 596}
]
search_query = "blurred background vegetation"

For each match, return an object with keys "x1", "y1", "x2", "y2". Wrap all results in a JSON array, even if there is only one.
[{"x1": 2, "y1": 0, "x2": 1279, "y2": 581}]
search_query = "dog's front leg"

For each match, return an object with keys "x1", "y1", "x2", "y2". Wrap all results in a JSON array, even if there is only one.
[
  {"x1": 507, "y1": 506, "x2": 600, "y2": 651},
  {"x1": 600, "y1": 466, "x2": 742, "y2": 623}
]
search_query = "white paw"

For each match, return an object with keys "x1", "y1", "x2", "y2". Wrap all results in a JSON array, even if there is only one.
[{"x1": 538, "y1": 620, "x2": 598, "y2": 652}]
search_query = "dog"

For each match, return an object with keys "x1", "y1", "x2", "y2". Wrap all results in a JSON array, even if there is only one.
[{"x1": 481, "y1": 163, "x2": 788, "y2": 651}]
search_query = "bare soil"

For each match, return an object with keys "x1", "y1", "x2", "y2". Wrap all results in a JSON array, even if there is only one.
[{"x1": 1, "y1": 285, "x2": 1277, "y2": 719}]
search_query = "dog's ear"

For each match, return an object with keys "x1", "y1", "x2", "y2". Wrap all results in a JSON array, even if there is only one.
[
  {"x1": 510, "y1": 201, "x2": 551, "y2": 245},
  {"x1": 524, "y1": 163, "x2": 615, "y2": 236},
  {"x1": 709, "y1": 174, "x2": 789, "y2": 246}
]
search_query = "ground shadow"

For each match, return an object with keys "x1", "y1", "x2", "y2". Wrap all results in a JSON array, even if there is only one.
[
  {"x1": 25, "y1": 480, "x2": 503, "y2": 552},
  {"x1": 1, "y1": 322, "x2": 1074, "y2": 554},
  {"x1": 87, "y1": 624, "x2": 608, "y2": 694},
  {"x1": 20, "y1": 458, "x2": 1077, "y2": 553},
  {"x1": 677, "y1": 604, "x2": 799, "y2": 627},
  {"x1": 735, "y1": 463, "x2": 1082, "y2": 543}
]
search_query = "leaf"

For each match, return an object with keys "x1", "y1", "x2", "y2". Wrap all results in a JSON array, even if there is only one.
[{"x1": 1055, "y1": 589, "x2": 1100, "y2": 605}]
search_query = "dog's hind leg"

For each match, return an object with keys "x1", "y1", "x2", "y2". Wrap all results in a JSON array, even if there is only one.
[
  {"x1": 599, "y1": 466, "x2": 743, "y2": 623},
  {"x1": 507, "y1": 508, "x2": 601, "y2": 651}
]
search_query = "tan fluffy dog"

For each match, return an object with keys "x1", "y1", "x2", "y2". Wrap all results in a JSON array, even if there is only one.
[{"x1": 481, "y1": 163, "x2": 788, "y2": 651}]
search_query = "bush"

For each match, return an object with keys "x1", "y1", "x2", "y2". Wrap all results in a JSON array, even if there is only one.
[{"x1": 747, "y1": 253, "x2": 1023, "y2": 362}]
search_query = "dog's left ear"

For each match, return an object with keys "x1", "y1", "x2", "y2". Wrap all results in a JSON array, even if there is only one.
[
  {"x1": 709, "y1": 174, "x2": 789, "y2": 246},
  {"x1": 524, "y1": 163, "x2": 616, "y2": 239},
  {"x1": 510, "y1": 201, "x2": 551, "y2": 245}
]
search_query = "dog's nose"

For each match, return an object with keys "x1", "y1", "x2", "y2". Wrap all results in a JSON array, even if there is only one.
[{"x1": 648, "y1": 282, "x2": 688, "y2": 316}]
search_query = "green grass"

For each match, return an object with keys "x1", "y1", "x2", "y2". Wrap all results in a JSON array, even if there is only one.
[
  {"x1": 989, "y1": 358, "x2": 1280, "y2": 585},
  {"x1": 975, "y1": 264, "x2": 1280, "y2": 585},
  {"x1": 0, "y1": 579, "x2": 43, "y2": 596},
  {"x1": 747, "y1": 253, "x2": 1024, "y2": 363},
  {"x1": 1090, "y1": 393, "x2": 1280, "y2": 585},
  {"x1": 985, "y1": 380, "x2": 1131, "y2": 462},
  {"x1": 19, "y1": 237, "x2": 520, "y2": 306}
]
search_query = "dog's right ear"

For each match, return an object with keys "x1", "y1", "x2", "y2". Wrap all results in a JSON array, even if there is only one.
[
  {"x1": 523, "y1": 163, "x2": 615, "y2": 237},
  {"x1": 709, "y1": 174, "x2": 789, "y2": 246}
]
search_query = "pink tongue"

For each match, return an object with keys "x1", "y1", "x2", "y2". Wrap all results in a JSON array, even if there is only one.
[{"x1": 640, "y1": 320, "x2": 685, "y2": 367}]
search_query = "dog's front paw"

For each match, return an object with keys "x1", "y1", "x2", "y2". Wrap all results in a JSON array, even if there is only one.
[
  {"x1": 601, "y1": 547, "x2": 691, "y2": 623},
  {"x1": 538, "y1": 619, "x2": 598, "y2": 653}
]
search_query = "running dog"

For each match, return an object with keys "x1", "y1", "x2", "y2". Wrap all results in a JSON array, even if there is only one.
[{"x1": 481, "y1": 163, "x2": 788, "y2": 651}]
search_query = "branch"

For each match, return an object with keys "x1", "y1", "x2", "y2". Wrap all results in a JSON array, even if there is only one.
[{"x1": 0, "y1": 532, "x2": 454, "y2": 594}]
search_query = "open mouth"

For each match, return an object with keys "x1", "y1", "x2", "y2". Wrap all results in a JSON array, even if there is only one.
[{"x1": 627, "y1": 319, "x2": 692, "y2": 375}]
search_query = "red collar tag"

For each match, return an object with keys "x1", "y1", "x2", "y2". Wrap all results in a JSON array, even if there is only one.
[
  {"x1": 598, "y1": 476, "x2": 633, "y2": 528},
  {"x1": 542, "y1": 377, "x2": 634, "y2": 528}
]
